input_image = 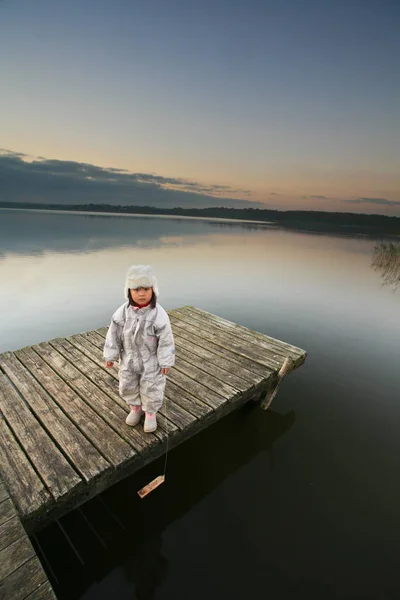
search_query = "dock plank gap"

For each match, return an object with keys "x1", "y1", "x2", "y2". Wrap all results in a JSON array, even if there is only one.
[{"x1": 0, "y1": 306, "x2": 307, "y2": 534}]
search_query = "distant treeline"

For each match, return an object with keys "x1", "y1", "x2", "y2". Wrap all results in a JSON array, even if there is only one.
[{"x1": 1, "y1": 201, "x2": 399, "y2": 234}]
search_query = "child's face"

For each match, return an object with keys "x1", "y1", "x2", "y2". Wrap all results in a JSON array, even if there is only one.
[{"x1": 130, "y1": 287, "x2": 153, "y2": 305}]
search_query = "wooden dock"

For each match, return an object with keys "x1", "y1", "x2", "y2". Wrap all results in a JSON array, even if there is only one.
[
  {"x1": 0, "y1": 306, "x2": 306, "y2": 538},
  {"x1": 0, "y1": 475, "x2": 56, "y2": 600}
]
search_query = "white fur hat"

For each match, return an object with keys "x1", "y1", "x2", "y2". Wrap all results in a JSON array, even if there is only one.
[{"x1": 124, "y1": 265, "x2": 159, "y2": 299}]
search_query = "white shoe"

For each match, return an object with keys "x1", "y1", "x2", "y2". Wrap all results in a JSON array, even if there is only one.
[
  {"x1": 125, "y1": 407, "x2": 143, "y2": 426},
  {"x1": 144, "y1": 412, "x2": 157, "y2": 433}
]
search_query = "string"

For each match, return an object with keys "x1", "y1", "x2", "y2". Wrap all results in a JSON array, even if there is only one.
[{"x1": 162, "y1": 380, "x2": 169, "y2": 478}]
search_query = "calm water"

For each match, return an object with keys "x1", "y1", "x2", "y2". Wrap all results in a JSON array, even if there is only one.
[{"x1": 0, "y1": 209, "x2": 399, "y2": 600}]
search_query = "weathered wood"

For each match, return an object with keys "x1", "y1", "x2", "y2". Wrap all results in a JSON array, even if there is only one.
[
  {"x1": 0, "y1": 516, "x2": 25, "y2": 552},
  {"x1": 168, "y1": 367, "x2": 226, "y2": 410},
  {"x1": 0, "y1": 482, "x2": 8, "y2": 503},
  {"x1": 171, "y1": 310, "x2": 284, "y2": 371},
  {"x1": 0, "y1": 556, "x2": 48, "y2": 600},
  {"x1": 0, "y1": 480, "x2": 57, "y2": 600},
  {"x1": 25, "y1": 581, "x2": 57, "y2": 600},
  {"x1": 0, "y1": 304, "x2": 306, "y2": 540},
  {"x1": 96, "y1": 327, "x2": 108, "y2": 337},
  {"x1": 67, "y1": 331, "x2": 195, "y2": 437},
  {"x1": 62, "y1": 336, "x2": 179, "y2": 439},
  {"x1": 75, "y1": 329, "x2": 218, "y2": 419},
  {"x1": 68, "y1": 333, "x2": 120, "y2": 378},
  {"x1": 0, "y1": 413, "x2": 51, "y2": 520},
  {"x1": 0, "y1": 353, "x2": 106, "y2": 483},
  {"x1": 80, "y1": 329, "x2": 109, "y2": 351},
  {"x1": 169, "y1": 314, "x2": 276, "y2": 374},
  {"x1": 0, "y1": 372, "x2": 82, "y2": 502},
  {"x1": 180, "y1": 306, "x2": 306, "y2": 364},
  {"x1": 168, "y1": 319, "x2": 268, "y2": 377},
  {"x1": 49, "y1": 338, "x2": 165, "y2": 449},
  {"x1": 174, "y1": 354, "x2": 241, "y2": 400},
  {"x1": 0, "y1": 535, "x2": 35, "y2": 581},
  {"x1": 261, "y1": 358, "x2": 294, "y2": 410},
  {"x1": 173, "y1": 332, "x2": 263, "y2": 386},
  {"x1": 91, "y1": 326, "x2": 237, "y2": 411},
  {"x1": 14, "y1": 347, "x2": 119, "y2": 469},
  {"x1": 161, "y1": 394, "x2": 196, "y2": 430},
  {"x1": 33, "y1": 341, "x2": 137, "y2": 463},
  {"x1": 0, "y1": 499, "x2": 16, "y2": 527},
  {"x1": 165, "y1": 381, "x2": 212, "y2": 419},
  {"x1": 175, "y1": 344, "x2": 254, "y2": 392}
]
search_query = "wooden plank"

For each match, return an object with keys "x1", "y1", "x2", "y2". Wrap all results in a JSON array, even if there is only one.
[
  {"x1": 165, "y1": 381, "x2": 212, "y2": 419},
  {"x1": 175, "y1": 343, "x2": 254, "y2": 392},
  {"x1": 33, "y1": 341, "x2": 140, "y2": 460},
  {"x1": 0, "y1": 372, "x2": 82, "y2": 502},
  {"x1": 0, "y1": 515, "x2": 25, "y2": 552},
  {"x1": 0, "y1": 535, "x2": 35, "y2": 581},
  {"x1": 167, "y1": 367, "x2": 225, "y2": 410},
  {"x1": 0, "y1": 352, "x2": 108, "y2": 483},
  {"x1": 14, "y1": 347, "x2": 124, "y2": 469},
  {"x1": 63, "y1": 336, "x2": 180, "y2": 439},
  {"x1": 169, "y1": 319, "x2": 268, "y2": 377},
  {"x1": 177, "y1": 306, "x2": 287, "y2": 351},
  {"x1": 173, "y1": 332, "x2": 262, "y2": 385},
  {"x1": 68, "y1": 332, "x2": 120, "y2": 376},
  {"x1": 73, "y1": 331, "x2": 211, "y2": 425},
  {"x1": 0, "y1": 482, "x2": 8, "y2": 503},
  {"x1": 183, "y1": 305, "x2": 306, "y2": 360},
  {"x1": 0, "y1": 499, "x2": 16, "y2": 527},
  {"x1": 173, "y1": 355, "x2": 241, "y2": 399},
  {"x1": 0, "y1": 415, "x2": 51, "y2": 521},
  {"x1": 172, "y1": 309, "x2": 285, "y2": 369},
  {"x1": 97, "y1": 324, "x2": 264, "y2": 383},
  {"x1": 81, "y1": 329, "x2": 109, "y2": 351},
  {"x1": 0, "y1": 477, "x2": 57, "y2": 600},
  {"x1": 25, "y1": 581, "x2": 56, "y2": 600},
  {"x1": 169, "y1": 313, "x2": 281, "y2": 371},
  {"x1": 161, "y1": 394, "x2": 197, "y2": 430},
  {"x1": 91, "y1": 328, "x2": 236, "y2": 409},
  {"x1": 50, "y1": 337, "x2": 172, "y2": 449},
  {"x1": 96, "y1": 327, "x2": 108, "y2": 337},
  {"x1": 0, "y1": 557, "x2": 48, "y2": 600}
]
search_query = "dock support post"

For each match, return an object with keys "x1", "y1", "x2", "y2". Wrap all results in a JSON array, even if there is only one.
[{"x1": 260, "y1": 358, "x2": 293, "y2": 410}]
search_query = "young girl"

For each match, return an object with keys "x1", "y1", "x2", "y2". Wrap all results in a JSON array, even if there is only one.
[{"x1": 103, "y1": 265, "x2": 175, "y2": 433}]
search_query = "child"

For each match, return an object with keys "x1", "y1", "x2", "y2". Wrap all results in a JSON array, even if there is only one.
[{"x1": 103, "y1": 265, "x2": 175, "y2": 433}]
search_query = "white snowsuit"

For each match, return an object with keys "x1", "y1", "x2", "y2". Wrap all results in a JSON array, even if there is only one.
[{"x1": 103, "y1": 302, "x2": 175, "y2": 413}]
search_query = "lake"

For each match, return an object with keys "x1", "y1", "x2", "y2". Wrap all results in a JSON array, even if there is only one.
[{"x1": 0, "y1": 209, "x2": 399, "y2": 600}]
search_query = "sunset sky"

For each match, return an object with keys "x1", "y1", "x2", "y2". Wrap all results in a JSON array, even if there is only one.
[{"x1": 1, "y1": 0, "x2": 399, "y2": 215}]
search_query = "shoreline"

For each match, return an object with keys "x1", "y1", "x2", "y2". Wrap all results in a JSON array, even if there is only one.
[
  {"x1": 1, "y1": 206, "x2": 398, "y2": 238},
  {"x1": 0, "y1": 207, "x2": 275, "y2": 226}
]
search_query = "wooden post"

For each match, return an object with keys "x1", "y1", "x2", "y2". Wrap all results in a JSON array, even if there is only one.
[{"x1": 260, "y1": 357, "x2": 293, "y2": 410}]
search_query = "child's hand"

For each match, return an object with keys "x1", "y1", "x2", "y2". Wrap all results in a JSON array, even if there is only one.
[
  {"x1": 162, "y1": 368, "x2": 169, "y2": 375},
  {"x1": 105, "y1": 361, "x2": 114, "y2": 368}
]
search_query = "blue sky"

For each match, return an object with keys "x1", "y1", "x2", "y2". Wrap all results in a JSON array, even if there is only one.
[{"x1": 1, "y1": 0, "x2": 399, "y2": 215}]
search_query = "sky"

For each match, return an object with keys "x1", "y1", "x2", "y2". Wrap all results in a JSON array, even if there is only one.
[{"x1": 1, "y1": 0, "x2": 399, "y2": 215}]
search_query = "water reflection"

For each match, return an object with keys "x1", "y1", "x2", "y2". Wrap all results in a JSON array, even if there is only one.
[
  {"x1": 0, "y1": 209, "x2": 272, "y2": 256},
  {"x1": 371, "y1": 241, "x2": 400, "y2": 291},
  {"x1": 33, "y1": 406, "x2": 295, "y2": 600}
]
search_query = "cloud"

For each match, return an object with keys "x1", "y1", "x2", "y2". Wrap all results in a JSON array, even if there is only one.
[
  {"x1": 302, "y1": 195, "x2": 329, "y2": 200},
  {"x1": 346, "y1": 197, "x2": 400, "y2": 207},
  {"x1": 269, "y1": 192, "x2": 277, "y2": 196},
  {"x1": 0, "y1": 149, "x2": 263, "y2": 209}
]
